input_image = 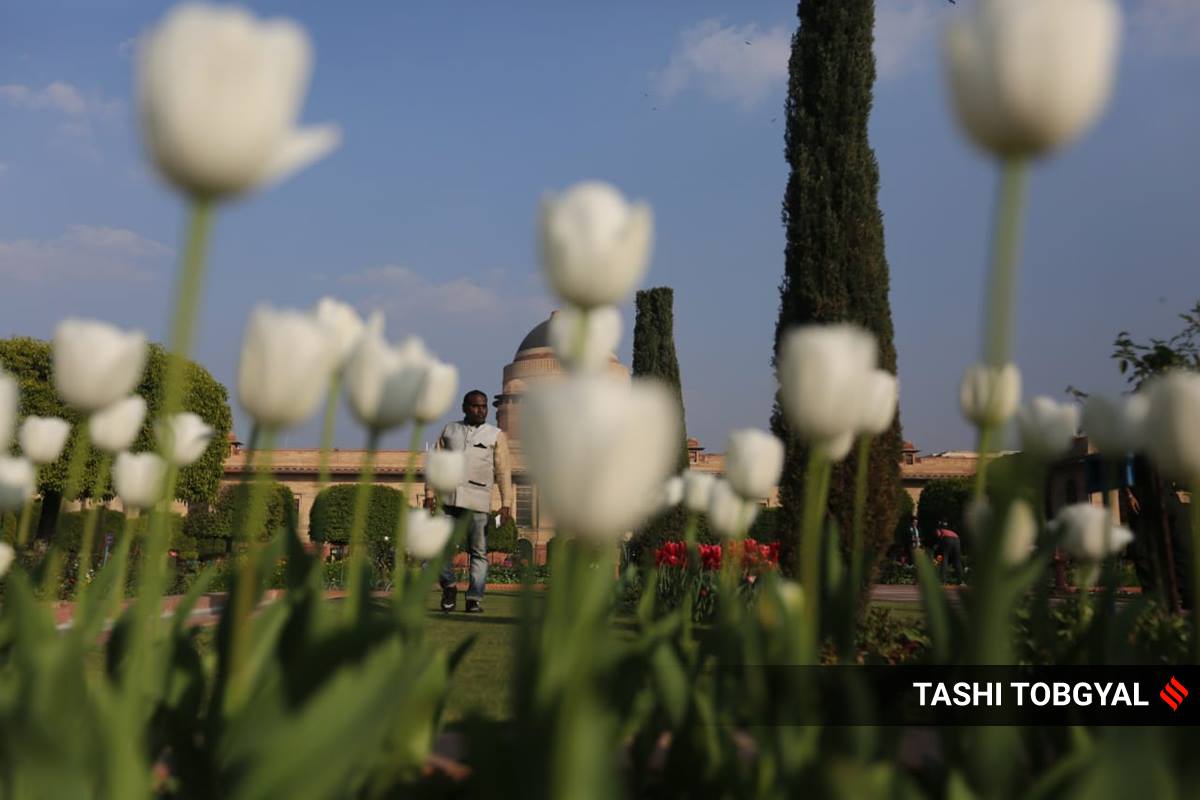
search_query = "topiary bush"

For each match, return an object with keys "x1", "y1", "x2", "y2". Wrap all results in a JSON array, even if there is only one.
[
  {"x1": 184, "y1": 480, "x2": 297, "y2": 543},
  {"x1": 486, "y1": 515, "x2": 519, "y2": 552},
  {"x1": 915, "y1": 477, "x2": 971, "y2": 549},
  {"x1": 309, "y1": 483, "x2": 404, "y2": 545}
]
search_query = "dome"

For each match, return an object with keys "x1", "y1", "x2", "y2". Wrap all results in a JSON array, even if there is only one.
[{"x1": 516, "y1": 310, "x2": 559, "y2": 355}]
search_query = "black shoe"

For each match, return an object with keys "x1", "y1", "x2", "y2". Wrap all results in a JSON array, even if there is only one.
[
  {"x1": 440, "y1": 585, "x2": 457, "y2": 612},
  {"x1": 465, "y1": 599, "x2": 483, "y2": 614}
]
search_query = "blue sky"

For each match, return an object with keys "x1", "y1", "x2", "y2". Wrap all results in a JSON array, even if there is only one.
[{"x1": 1, "y1": 1, "x2": 1197, "y2": 454}]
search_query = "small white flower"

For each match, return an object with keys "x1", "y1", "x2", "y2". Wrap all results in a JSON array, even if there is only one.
[
  {"x1": 0, "y1": 371, "x2": 17, "y2": 449},
  {"x1": 522, "y1": 376, "x2": 680, "y2": 541},
  {"x1": 413, "y1": 359, "x2": 459, "y2": 424},
  {"x1": 724, "y1": 428, "x2": 783, "y2": 501},
  {"x1": 138, "y1": 3, "x2": 340, "y2": 199},
  {"x1": 90, "y1": 396, "x2": 148, "y2": 454},
  {"x1": 238, "y1": 305, "x2": 338, "y2": 429},
  {"x1": 959, "y1": 362, "x2": 1021, "y2": 428},
  {"x1": 0, "y1": 457, "x2": 36, "y2": 512},
  {"x1": 1016, "y1": 396, "x2": 1079, "y2": 461},
  {"x1": 343, "y1": 329, "x2": 433, "y2": 432},
  {"x1": 53, "y1": 319, "x2": 147, "y2": 413},
  {"x1": 1082, "y1": 393, "x2": 1149, "y2": 456},
  {"x1": 313, "y1": 297, "x2": 366, "y2": 369},
  {"x1": 779, "y1": 324, "x2": 877, "y2": 444},
  {"x1": 656, "y1": 475, "x2": 685, "y2": 510},
  {"x1": 548, "y1": 306, "x2": 622, "y2": 372},
  {"x1": 967, "y1": 497, "x2": 1038, "y2": 566},
  {"x1": 943, "y1": 0, "x2": 1121, "y2": 158},
  {"x1": 540, "y1": 181, "x2": 654, "y2": 308},
  {"x1": 426, "y1": 450, "x2": 465, "y2": 494},
  {"x1": 707, "y1": 479, "x2": 760, "y2": 539},
  {"x1": 0, "y1": 542, "x2": 13, "y2": 579},
  {"x1": 813, "y1": 432, "x2": 856, "y2": 463},
  {"x1": 856, "y1": 370, "x2": 899, "y2": 436},
  {"x1": 156, "y1": 413, "x2": 213, "y2": 466},
  {"x1": 1052, "y1": 502, "x2": 1132, "y2": 562},
  {"x1": 1143, "y1": 372, "x2": 1200, "y2": 483},
  {"x1": 19, "y1": 416, "x2": 70, "y2": 465},
  {"x1": 113, "y1": 451, "x2": 168, "y2": 511},
  {"x1": 682, "y1": 471, "x2": 716, "y2": 515},
  {"x1": 405, "y1": 510, "x2": 454, "y2": 560}
]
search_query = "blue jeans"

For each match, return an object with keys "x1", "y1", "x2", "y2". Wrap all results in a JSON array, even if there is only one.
[{"x1": 439, "y1": 507, "x2": 489, "y2": 601}]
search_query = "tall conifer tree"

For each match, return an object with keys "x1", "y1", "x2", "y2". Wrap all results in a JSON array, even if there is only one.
[{"x1": 771, "y1": 0, "x2": 903, "y2": 574}]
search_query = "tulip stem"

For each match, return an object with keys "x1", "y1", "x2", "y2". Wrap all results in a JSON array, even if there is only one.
[
  {"x1": 849, "y1": 434, "x2": 871, "y2": 608},
  {"x1": 161, "y1": 199, "x2": 214, "y2": 419},
  {"x1": 317, "y1": 374, "x2": 341, "y2": 488},
  {"x1": 128, "y1": 463, "x2": 179, "y2": 695},
  {"x1": 16, "y1": 497, "x2": 33, "y2": 547},
  {"x1": 982, "y1": 158, "x2": 1029, "y2": 369},
  {"x1": 47, "y1": 420, "x2": 93, "y2": 592},
  {"x1": 78, "y1": 454, "x2": 113, "y2": 582},
  {"x1": 799, "y1": 448, "x2": 831, "y2": 663},
  {"x1": 345, "y1": 430, "x2": 380, "y2": 620},
  {"x1": 391, "y1": 424, "x2": 424, "y2": 595}
]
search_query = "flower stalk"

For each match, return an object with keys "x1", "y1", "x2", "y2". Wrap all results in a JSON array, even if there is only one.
[
  {"x1": 799, "y1": 449, "x2": 832, "y2": 663},
  {"x1": 392, "y1": 424, "x2": 425, "y2": 594},
  {"x1": 345, "y1": 430, "x2": 381, "y2": 619}
]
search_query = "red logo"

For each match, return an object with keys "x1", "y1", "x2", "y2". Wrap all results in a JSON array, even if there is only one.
[{"x1": 1160, "y1": 677, "x2": 1188, "y2": 711}]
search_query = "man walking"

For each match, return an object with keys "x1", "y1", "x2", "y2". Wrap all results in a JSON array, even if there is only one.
[{"x1": 426, "y1": 389, "x2": 513, "y2": 613}]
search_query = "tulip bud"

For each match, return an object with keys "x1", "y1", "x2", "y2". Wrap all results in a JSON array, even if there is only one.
[
  {"x1": 0, "y1": 371, "x2": 16, "y2": 448},
  {"x1": 138, "y1": 4, "x2": 340, "y2": 199},
  {"x1": 405, "y1": 510, "x2": 454, "y2": 560},
  {"x1": 540, "y1": 181, "x2": 653, "y2": 308},
  {"x1": 966, "y1": 497, "x2": 1037, "y2": 566},
  {"x1": 1082, "y1": 393, "x2": 1148, "y2": 457},
  {"x1": 413, "y1": 360, "x2": 459, "y2": 424},
  {"x1": 682, "y1": 471, "x2": 715, "y2": 514},
  {"x1": 707, "y1": 478, "x2": 759, "y2": 539},
  {"x1": 959, "y1": 362, "x2": 1021, "y2": 428},
  {"x1": 313, "y1": 297, "x2": 366, "y2": 370},
  {"x1": 522, "y1": 376, "x2": 680, "y2": 541},
  {"x1": 157, "y1": 413, "x2": 213, "y2": 466},
  {"x1": 724, "y1": 429, "x2": 783, "y2": 501},
  {"x1": 943, "y1": 0, "x2": 1121, "y2": 159},
  {"x1": 19, "y1": 416, "x2": 70, "y2": 465},
  {"x1": 779, "y1": 324, "x2": 877, "y2": 444},
  {"x1": 1143, "y1": 372, "x2": 1200, "y2": 484},
  {"x1": 90, "y1": 396, "x2": 148, "y2": 454},
  {"x1": 857, "y1": 370, "x2": 899, "y2": 436},
  {"x1": 1016, "y1": 396, "x2": 1079, "y2": 462},
  {"x1": 813, "y1": 431, "x2": 855, "y2": 463},
  {"x1": 426, "y1": 450, "x2": 465, "y2": 494},
  {"x1": 0, "y1": 542, "x2": 13, "y2": 579},
  {"x1": 238, "y1": 305, "x2": 338, "y2": 429},
  {"x1": 1052, "y1": 503, "x2": 1132, "y2": 563},
  {"x1": 53, "y1": 319, "x2": 147, "y2": 413},
  {"x1": 343, "y1": 329, "x2": 433, "y2": 432},
  {"x1": 656, "y1": 476, "x2": 685, "y2": 510},
  {"x1": 0, "y1": 457, "x2": 36, "y2": 512},
  {"x1": 113, "y1": 451, "x2": 168, "y2": 511},
  {"x1": 548, "y1": 306, "x2": 622, "y2": 373}
]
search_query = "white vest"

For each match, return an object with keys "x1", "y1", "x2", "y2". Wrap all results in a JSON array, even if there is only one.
[{"x1": 439, "y1": 421, "x2": 501, "y2": 512}]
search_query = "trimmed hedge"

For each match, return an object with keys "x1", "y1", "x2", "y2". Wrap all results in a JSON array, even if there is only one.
[
  {"x1": 184, "y1": 481, "x2": 297, "y2": 543},
  {"x1": 309, "y1": 483, "x2": 404, "y2": 544},
  {"x1": 486, "y1": 515, "x2": 519, "y2": 553}
]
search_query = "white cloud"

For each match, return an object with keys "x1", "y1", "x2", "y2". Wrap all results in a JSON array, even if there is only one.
[
  {"x1": 0, "y1": 81, "x2": 122, "y2": 152},
  {"x1": 1131, "y1": 0, "x2": 1200, "y2": 54},
  {"x1": 874, "y1": 1, "x2": 939, "y2": 80},
  {"x1": 338, "y1": 264, "x2": 552, "y2": 324},
  {"x1": 652, "y1": 19, "x2": 791, "y2": 108},
  {"x1": 0, "y1": 225, "x2": 171, "y2": 284}
]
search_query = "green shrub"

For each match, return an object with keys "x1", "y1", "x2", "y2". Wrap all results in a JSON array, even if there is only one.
[
  {"x1": 916, "y1": 477, "x2": 971, "y2": 548},
  {"x1": 309, "y1": 483, "x2": 404, "y2": 544},
  {"x1": 486, "y1": 515, "x2": 519, "y2": 552},
  {"x1": 891, "y1": 488, "x2": 915, "y2": 556},
  {"x1": 184, "y1": 480, "x2": 297, "y2": 542},
  {"x1": 747, "y1": 507, "x2": 786, "y2": 544}
]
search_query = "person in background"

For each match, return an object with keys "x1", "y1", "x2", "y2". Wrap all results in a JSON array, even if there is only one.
[
  {"x1": 935, "y1": 518, "x2": 964, "y2": 585},
  {"x1": 909, "y1": 516, "x2": 922, "y2": 554}
]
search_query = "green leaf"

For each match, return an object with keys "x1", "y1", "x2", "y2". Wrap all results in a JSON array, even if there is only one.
[{"x1": 914, "y1": 551, "x2": 954, "y2": 662}]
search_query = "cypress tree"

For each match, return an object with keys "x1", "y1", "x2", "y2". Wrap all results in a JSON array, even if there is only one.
[{"x1": 771, "y1": 0, "x2": 903, "y2": 575}]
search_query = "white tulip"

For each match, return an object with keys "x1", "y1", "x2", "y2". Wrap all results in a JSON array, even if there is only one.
[
  {"x1": 540, "y1": 181, "x2": 654, "y2": 308},
  {"x1": 857, "y1": 370, "x2": 899, "y2": 436},
  {"x1": 682, "y1": 471, "x2": 716, "y2": 514},
  {"x1": 156, "y1": 413, "x2": 213, "y2": 466},
  {"x1": 943, "y1": 0, "x2": 1121, "y2": 159},
  {"x1": 113, "y1": 452, "x2": 168, "y2": 511},
  {"x1": 724, "y1": 429, "x2": 783, "y2": 501},
  {"x1": 53, "y1": 319, "x2": 147, "y2": 413},
  {"x1": 548, "y1": 306, "x2": 622, "y2": 372},
  {"x1": 238, "y1": 305, "x2": 337, "y2": 429},
  {"x1": 90, "y1": 396, "x2": 147, "y2": 454},
  {"x1": 813, "y1": 431, "x2": 856, "y2": 463},
  {"x1": 138, "y1": 3, "x2": 340, "y2": 199},
  {"x1": 1052, "y1": 502, "x2": 1132, "y2": 562},
  {"x1": 426, "y1": 450, "x2": 465, "y2": 494},
  {"x1": 0, "y1": 542, "x2": 13, "y2": 579},
  {"x1": 413, "y1": 359, "x2": 459, "y2": 424},
  {"x1": 313, "y1": 297, "x2": 366, "y2": 369},
  {"x1": 522, "y1": 376, "x2": 680, "y2": 541},
  {"x1": 966, "y1": 497, "x2": 1037, "y2": 566},
  {"x1": 19, "y1": 416, "x2": 70, "y2": 465},
  {"x1": 343, "y1": 329, "x2": 433, "y2": 432},
  {"x1": 779, "y1": 324, "x2": 877, "y2": 444},
  {"x1": 0, "y1": 457, "x2": 36, "y2": 512},
  {"x1": 1143, "y1": 371, "x2": 1200, "y2": 483},
  {"x1": 1016, "y1": 396, "x2": 1079, "y2": 462},
  {"x1": 707, "y1": 479, "x2": 760, "y2": 539},
  {"x1": 405, "y1": 510, "x2": 454, "y2": 560},
  {"x1": 959, "y1": 362, "x2": 1021, "y2": 428},
  {"x1": 1082, "y1": 393, "x2": 1148, "y2": 456},
  {"x1": 0, "y1": 371, "x2": 16, "y2": 448},
  {"x1": 656, "y1": 476, "x2": 685, "y2": 510}
]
